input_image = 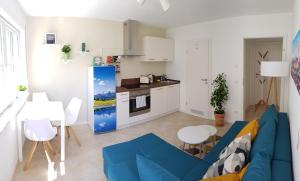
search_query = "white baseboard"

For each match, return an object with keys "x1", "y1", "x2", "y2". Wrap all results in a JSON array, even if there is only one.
[{"x1": 117, "y1": 109, "x2": 180, "y2": 130}]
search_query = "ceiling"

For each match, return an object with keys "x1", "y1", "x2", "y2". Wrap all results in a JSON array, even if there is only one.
[{"x1": 18, "y1": 0, "x2": 293, "y2": 28}]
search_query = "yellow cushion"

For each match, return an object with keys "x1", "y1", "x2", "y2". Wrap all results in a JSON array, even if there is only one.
[
  {"x1": 238, "y1": 164, "x2": 249, "y2": 179},
  {"x1": 236, "y1": 119, "x2": 259, "y2": 141},
  {"x1": 200, "y1": 173, "x2": 240, "y2": 181},
  {"x1": 200, "y1": 164, "x2": 249, "y2": 181}
]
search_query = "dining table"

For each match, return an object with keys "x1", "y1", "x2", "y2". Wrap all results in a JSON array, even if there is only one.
[{"x1": 17, "y1": 101, "x2": 65, "y2": 162}]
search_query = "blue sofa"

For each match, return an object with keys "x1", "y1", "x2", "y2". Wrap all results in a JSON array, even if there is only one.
[{"x1": 103, "y1": 105, "x2": 293, "y2": 181}]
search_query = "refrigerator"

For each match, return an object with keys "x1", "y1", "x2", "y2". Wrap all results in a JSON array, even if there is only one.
[{"x1": 88, "y1": 66, "x2": 116, "y2": 134}]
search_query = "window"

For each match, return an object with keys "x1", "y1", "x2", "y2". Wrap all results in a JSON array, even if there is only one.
[{"x1": 0, "y1": 16, "x2": 26, "y2": 114}]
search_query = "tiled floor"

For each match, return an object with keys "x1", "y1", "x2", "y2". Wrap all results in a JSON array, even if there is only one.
[{"x1": 13, "y1": 112, "x2": 231, "y2": 181}]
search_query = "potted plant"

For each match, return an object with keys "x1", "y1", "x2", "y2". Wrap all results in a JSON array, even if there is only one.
[
  {"x1": 61, "y1": 44, "x2": 71, "y2": 60},
  {"x1": 16, "y1": 85, "x2": 28, "y2": 98},
  {"x1": 210, "y1": 73, "x2": 229, "y2": 127}
]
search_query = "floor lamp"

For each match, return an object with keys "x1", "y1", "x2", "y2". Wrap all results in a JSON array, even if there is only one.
[{"x1": 260, "y1": 61, "x2": 289, "y2": 108}]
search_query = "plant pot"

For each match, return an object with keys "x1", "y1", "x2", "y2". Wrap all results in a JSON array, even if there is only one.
[
  {"x1": 63, "y1": 52, "x2": 70, "y2": 60},
  {"x1": 214, "y1": 113, "x2": 225, "y2": 127}
]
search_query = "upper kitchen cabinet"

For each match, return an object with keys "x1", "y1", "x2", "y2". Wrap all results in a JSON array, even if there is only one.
[{"x1": 143, "y1": 36, "x2": 174, "y2": 62}]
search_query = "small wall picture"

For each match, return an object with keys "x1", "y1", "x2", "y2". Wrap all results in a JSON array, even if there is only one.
[
  {"x1": 45, "y1": 33, "x2": 56, "y2": 44},
  {"x1": 291, "y1": 29, "x2": 300, "y2": 95}
]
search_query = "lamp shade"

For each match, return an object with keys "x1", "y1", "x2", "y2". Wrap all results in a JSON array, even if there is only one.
[{"x1": 261, "y1": 61, "x2": 290, "y2": 77}]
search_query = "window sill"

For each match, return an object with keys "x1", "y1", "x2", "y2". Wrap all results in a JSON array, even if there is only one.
[{"x1": 0, "y1": 92, "x2": 29, "y2": 133}]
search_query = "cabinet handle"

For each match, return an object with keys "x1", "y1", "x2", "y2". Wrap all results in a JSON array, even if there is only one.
[
  {"x1": 121, "y1": 99, "x2": 129, "y2": 102},
  {"x1": 149, "y1": 58, "x2": 155, "y2": 60}
]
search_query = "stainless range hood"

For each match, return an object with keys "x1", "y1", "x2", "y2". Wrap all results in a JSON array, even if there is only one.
[{"x1": 122, "y1": 20, "x2": 144, "y2": 56}]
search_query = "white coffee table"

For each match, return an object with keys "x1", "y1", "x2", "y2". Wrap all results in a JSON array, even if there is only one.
[{"x1": 177, "y1": 125, "x2": 217, "y2": 155}]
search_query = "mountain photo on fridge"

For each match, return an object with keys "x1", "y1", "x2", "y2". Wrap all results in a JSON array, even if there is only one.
[{"x1": 93, "y1": 66, "x2": 116, "y2": 133}]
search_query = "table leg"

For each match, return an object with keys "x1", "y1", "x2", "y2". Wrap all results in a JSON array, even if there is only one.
[
  {"x1": 182, "y1": 143, "x2": 186, "y2": 150},
  {"x1": 17, "y1": 118, "x2": 23, "y2": 162},
  {"x1": 61, "y1": 119, "x2": 65, "y2": 161}
]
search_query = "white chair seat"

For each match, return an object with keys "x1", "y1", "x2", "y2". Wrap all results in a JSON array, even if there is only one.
[{"x1": 24, "y1": 119, "x2": 57, "y2": 142}]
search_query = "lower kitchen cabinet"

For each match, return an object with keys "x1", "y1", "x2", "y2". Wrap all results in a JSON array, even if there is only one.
[
  {"x1": 116, "y1": 92, "x2": 130, "y2": 129},
  {"x1": 151, "y1": 87, "x2": 167, "y2": 117},
  {"x1": 151, "y1": 84, "x2": 180, "y2": 117},
  {"x1": 117, "y1": 84, "x2": 180, "y2": 129},
  {"x1": 166, "y1": 84, "x2": 180, "y2": 112}
]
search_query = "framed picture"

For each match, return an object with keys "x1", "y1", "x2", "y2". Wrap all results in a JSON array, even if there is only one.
[
  {"x1": 45, "y1": 33, "x2": 56, "y2": 44},
  {"x1": 291, "y1": 29, "x2": 300, "y2": 95}
]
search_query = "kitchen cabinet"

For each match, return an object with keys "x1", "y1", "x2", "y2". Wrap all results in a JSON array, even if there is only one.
[
  {"x1": 151, "y1": 87, "x2": 167, "y2": 117},
  {"x1": 143, "y1": 36, "x2": 174, "y2": 62},
  {"x1": 116, "y1": 92, "x2": 130, "y2": 129},
  {"x1": 166, "y1": 84, "x2": 180, "y2": 112},
  {"x1": 151, "y1": 84, "x2": 180, "y2": 117}
]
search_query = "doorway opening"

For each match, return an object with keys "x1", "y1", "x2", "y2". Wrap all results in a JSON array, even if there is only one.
[{"x1": 244, "y1": 37, "x2": 283, "y2": 121}]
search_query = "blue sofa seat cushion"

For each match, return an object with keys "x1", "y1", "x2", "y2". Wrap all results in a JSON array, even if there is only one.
[
  {"x1": 242, "y1": 152, "x2": 271, "y2": 181},
  {"x1": 203, "y1": 121, "x2": 247, "y2": 164},
  {"x1": 273, "y1": 113, "x2": 292, "y2": 162},
  {"x1": 271, "y1": 160, "x2": 293, "y2": 181},
  {"x1": 136, "y1": 154, "x2": 180, "y2": 181},
  {"x1": 142, "y1": 140, "x2": 202, "y2": 179},
  {"x1": 250, "y1": 119, "x2": 276, "y2": 160},
  {"x1": 103, "y1": 133, "x2": 205, "y2": 180},
  {"x1": 103, "y1": 133, "x2": 169, "y2": 176},
  {"x1": 107, "y1": 162, "x2": 139, "y2": 181}
]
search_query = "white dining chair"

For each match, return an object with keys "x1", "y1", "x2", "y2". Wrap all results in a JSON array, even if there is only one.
[
  {"x1": 54, "y1": 97, "x2": 82, "y2": 146},
  {"x1": 23, "y1": 118, "x2": 57, "y2": 171},
  {"x1": 32, "y1": 92, "x2": 49, "y2": 102}
]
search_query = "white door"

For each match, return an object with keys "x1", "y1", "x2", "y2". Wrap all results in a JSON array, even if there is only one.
[{"x1": 186, "y1": 40, "x2": 210, "y2": 118}]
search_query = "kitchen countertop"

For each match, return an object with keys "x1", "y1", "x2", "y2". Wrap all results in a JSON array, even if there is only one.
[{"x1": 116, "y1": 79, "x2": 180, "y2": 93}]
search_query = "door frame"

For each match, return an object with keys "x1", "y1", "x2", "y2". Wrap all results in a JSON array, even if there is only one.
[
  {"x1": 184, "y1": 39, "x2": 212, "y2": 119},
  {"x1": 243, "y1": 35, "x2": 289, "y2": 119}
]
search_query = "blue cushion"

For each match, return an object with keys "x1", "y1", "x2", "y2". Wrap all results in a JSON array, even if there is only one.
[
  {"x1": 107, "y1": 162, "x2": 139, "y2": 181},
  {"x1": 259, "y1": 104, "x2": 278, "y2": 127},
  {"x1": 243, "y1": 152, "x2": 271, "y2": 181},
  {"x1": 250, "y1": 119, "x2": 276, "y2": 160},
  {"x1": 103, "y1": 133, "x2": 167, "y2": 177},
  {"x1": 203, "y1": 121, "x2": 247, "y2": 164},
  {"x1": 273, "y1": 113, "x2": 292, "y2": 162},
  {"x1": 182, "y1": 161, "x2": 210, "y2": 181},
  {"x1": 143, "y1": 141, "x2": 201, "y2": 179},
  {"x1": 271, "y1": 160, "x2": 293, "y2": 181},
  {"x1": 136, "y1": 154, "x2": 180, "y2": 181}
]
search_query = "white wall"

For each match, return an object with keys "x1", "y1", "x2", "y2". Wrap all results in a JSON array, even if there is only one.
[
  {"x1": 26, "y1": 17, "x2": 167, "y2": 124},
  {"x1": 289, "y1": 0, "x2": 300, "y2": 180},
  {"x1": 166, "y1": 13, "x2": 292, "y2": 123},
  {"x1": 0, "y1": 0, "x2": 26, "y2": 180}
]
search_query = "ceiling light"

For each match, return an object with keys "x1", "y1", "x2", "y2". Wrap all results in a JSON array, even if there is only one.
[
  {"x1": 137, "y1": 0, "x2": 145, "y2": 5},
  {"x1": 137, "y1": 0, "x2": 170, "y2": 11},
  {"x1": 160, "y1": 0, "x2": 170, "y2": 11}
]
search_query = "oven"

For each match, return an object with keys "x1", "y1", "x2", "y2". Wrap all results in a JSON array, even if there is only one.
[{"x1": 129, "y1": 89, "x2": 151, "y2": 117}]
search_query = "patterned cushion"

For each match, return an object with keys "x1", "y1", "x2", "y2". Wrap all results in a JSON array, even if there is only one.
[
  {"x1": 202, "y1": 134, "x2": 251, "y2": 179},
  {"x1": 200, "y1": 164, "x2": 249, "y2": 181}
]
